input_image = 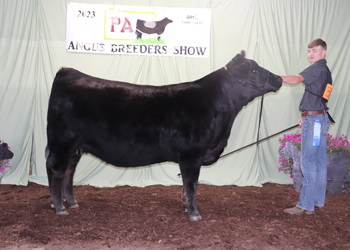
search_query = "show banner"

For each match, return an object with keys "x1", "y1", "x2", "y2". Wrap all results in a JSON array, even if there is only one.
[{"x1": 66, "y1": 2, "x2": 211, "y2": 57}]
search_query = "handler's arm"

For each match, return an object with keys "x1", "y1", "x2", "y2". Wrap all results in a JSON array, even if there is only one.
[{"x1": 280, "y1": 75, "x2": 304, "y2": 85}]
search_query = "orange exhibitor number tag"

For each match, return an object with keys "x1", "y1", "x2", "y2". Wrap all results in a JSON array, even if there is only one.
[{"x1": 323, "y1": 83, "x2": 333, "y2": 100}]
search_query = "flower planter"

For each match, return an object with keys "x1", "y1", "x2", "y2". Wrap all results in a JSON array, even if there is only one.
[
  {"x1": 278, "y1": 141, "x2": 303, "y2": 191},
  {"x1": 279, "y1": 145, "x2": 350, "y2": 195},
  {"x1": 327, "y1": 152, "x2": 350, "y2": 194}
]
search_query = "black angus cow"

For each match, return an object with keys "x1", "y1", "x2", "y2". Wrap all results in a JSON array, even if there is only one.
[
  {"x1": 135, "y1": 17, "x2": 172, "y2": 40},
  {"x1": 46, "y1": 51, "x2": 282, "y2": 221}
]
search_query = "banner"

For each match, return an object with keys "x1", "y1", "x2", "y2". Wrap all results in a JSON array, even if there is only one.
[{"x1": 66, "y1": 2, "x2": 211, "y2": 57}]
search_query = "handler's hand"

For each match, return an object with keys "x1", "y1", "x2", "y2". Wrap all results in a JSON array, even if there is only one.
[{"x1": 298, "y1": 119, "x2": 302, "y2": 127}]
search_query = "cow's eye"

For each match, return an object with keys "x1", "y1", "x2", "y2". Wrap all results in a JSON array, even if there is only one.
[{"x1": 253, "y1": 70, "x2": 256, "y2": 73}]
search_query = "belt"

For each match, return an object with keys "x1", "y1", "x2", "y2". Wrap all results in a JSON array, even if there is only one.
[{"x1": 301, "y1": 110, "x2": 326, "y2": 117}]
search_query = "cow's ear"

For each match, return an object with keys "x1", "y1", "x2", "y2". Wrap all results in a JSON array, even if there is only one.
[
  {"x1": 240, "y1": 50, "x2": 245, "y2": 58},
  {"x1": 232, "y1": 51, "x2": 245, "y2": 64}
]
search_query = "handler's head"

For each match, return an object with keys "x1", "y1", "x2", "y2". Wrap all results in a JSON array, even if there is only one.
[{"x1": 307, "y1": 38, "x2": 327, "y2": 63}]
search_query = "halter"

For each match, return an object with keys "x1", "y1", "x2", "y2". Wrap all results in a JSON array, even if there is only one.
[
  {"x1": 222, "y1": 63, "x2": 269, "y2": 158},
  {"x1": 224, "y1": 65, "x2": 270, "y2": 92}
]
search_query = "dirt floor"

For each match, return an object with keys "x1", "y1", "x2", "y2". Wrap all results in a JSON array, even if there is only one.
[{"x1": 0, "y1": 182, "x2": 349, "y2": 250}]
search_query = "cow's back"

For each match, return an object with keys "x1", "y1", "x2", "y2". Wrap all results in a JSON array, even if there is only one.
[{"x1": 47, "y1": 68, "x2": 231, "y2": 167}]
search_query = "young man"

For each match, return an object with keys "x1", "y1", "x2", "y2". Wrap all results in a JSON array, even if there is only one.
[{"x1": 281, "y1": 38, "x2": 332, "y2": 215}]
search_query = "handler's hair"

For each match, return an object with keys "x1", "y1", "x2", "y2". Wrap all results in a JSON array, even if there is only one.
[{"x1": 308, "y1": 38, "x2": 327, "y2": 50}]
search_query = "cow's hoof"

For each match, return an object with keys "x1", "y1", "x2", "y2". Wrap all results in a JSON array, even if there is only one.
[
  {"x1": 56, "y1": 209, "x2": 69, "y2": 215},
  {"x1": 52, "y1": 204, "x2": 69, "y2": 215},
  {"x1": 189, "y1": 214, "x2": 202, "y2": 221},
  {"x1": 67, "y1": 199, "x2": 79, "y2": 208},
  {"x1": 68, "y1": 203, "x2": 79, "y2": 209}
]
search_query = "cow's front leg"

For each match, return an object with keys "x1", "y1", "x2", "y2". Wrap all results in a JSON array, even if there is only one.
[
  {"x1": 179, "y1": 160, "x2": 202, "y2": 221},
  {"x1": 62, "y1": 153, "x2": 81, "y2": 209}
]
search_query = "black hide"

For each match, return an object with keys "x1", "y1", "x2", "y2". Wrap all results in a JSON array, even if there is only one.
[{"x1": 46, "y1": 51, "x2": 282, "y2": 220}]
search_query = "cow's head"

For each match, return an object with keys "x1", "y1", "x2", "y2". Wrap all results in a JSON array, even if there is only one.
[
  {"x1": 225, "y1": 51, "x2": 282, "y2": 93},
  {"x1": 164, "y1": 17, "x2": 173, "y2": 24},
  {"x1": 0, "y1": 142, "x2": 14, "y2": 161}
]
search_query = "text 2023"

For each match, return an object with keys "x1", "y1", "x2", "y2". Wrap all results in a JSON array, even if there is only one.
[{"x1": 77, "y1": 10, "x2": 96, "y2": 18}]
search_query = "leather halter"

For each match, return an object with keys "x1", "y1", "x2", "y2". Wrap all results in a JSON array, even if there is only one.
[{"x1": 224, "y1": 65, "x2": 270, "y2": 92}]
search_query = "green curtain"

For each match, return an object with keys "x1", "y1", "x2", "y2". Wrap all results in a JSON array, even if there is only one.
[{"x1": 1, "y1": 0, "x2": 349, "y2": 187}]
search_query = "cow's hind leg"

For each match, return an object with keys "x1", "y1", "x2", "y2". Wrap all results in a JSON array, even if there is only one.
[
  {"x1": 46, "y1": 153, "x2": 68, "y2": 215},
  {"x1": 179, "y1": 159, "x2": 202, "y2": 221},
  {"x1": 46, "y1": 139, "x2": 79, "y2": 215},
  {"x1": 62, "y1": 151, "x2": 82, "y2": 209}
]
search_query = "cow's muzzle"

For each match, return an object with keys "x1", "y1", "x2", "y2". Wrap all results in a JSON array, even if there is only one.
[{"x1": 269, "y1": 75, "x2": 283, "y2": 92}]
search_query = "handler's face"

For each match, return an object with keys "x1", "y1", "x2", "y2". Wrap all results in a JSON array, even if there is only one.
[{"x1": 307, "y1": 45, "x2": 326, "y2": 63}]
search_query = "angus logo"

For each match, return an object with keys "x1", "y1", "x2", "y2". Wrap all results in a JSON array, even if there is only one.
[
  {"x1": 105, "y1": 9, "x2": 172, "y2": 45},
  {"x1": 66, "y1": 3, "x2": 211, "y2": 57}
]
